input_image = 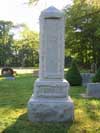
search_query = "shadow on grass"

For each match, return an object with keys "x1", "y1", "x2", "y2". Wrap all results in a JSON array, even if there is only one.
[
  {"x1": 84, "y1": 98, "x2": 100, "y2": 121},
  {"x1": 3, "y1": 113, "x2": 73, "y2": 133},
  {"x1": 0, "y1": 74, "x2": 36, "y2": 109},
  {"x1": 70, "y1": 86, "x2": 86, "y2": 100}
]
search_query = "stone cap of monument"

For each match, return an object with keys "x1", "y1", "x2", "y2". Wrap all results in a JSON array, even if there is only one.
[{"x1": 40, "y1": 6, "x2": 64, "y2": 19}]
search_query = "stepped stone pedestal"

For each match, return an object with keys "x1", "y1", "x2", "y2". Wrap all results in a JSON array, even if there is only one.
[{"x1": 28, "y1": 6, "x2": 74, "y2": 122}]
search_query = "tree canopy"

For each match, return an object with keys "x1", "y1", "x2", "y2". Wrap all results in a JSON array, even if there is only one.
[
  {"x1": 0, "y1": 0, "x2": 100, "y2": 69},
  {"x1": 0, "y1": 21, "x2": 39, "y2": 67},
  {"x1": 64, "y1": 0, "x2": 100, "y2": 68}
]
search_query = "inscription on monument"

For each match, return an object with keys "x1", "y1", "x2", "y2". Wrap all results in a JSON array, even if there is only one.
[
  {"x1": 43, "y1": 19, "x2": 63, "y2": 79},
  {"x1": 36, "y1": 85, "x2": 68, "y2": 98}
]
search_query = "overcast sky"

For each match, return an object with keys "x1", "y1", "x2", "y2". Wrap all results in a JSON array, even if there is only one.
[{"x1": 0, "y1": 0, "x2": 72, "y2": 31}]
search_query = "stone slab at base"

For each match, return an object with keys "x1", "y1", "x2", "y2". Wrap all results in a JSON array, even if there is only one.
[
  {"x1": 80, "y1": 93, "x2": 94, "y2": 99},
  {"x1": 81, "y1": 83, "x2": 100, "y2": 98},
  {"x1": 5, "y1": 77, "x2": 15, "y2": 80},
  {"x1": 87, "y1": 83, "x2": 100, "y2": 98},
  {"x1": 28, "y1": 96, "x2": 74, "y2": 122}
]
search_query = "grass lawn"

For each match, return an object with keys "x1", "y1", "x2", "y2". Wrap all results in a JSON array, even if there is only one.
[{"x1": 0, "y1": 74, "x2": 100, "y2": 133}]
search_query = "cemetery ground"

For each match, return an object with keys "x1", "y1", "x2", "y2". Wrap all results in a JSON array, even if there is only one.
[{"x1": 0, "y1": 73, "x2": 100, "y2": 133}]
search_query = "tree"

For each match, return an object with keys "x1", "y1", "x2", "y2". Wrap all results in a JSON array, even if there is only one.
[
  {"x1": 0, "y1": 20, "x2": 14, "y2": 66},
  {"x1": 65, "y1": 60, "x2": 82, "y2": 86},
  {"x1": 28, "y1": 0, "x2": 39, "y2": 5},
  {"x1": 0, "y1": 20, "x2": 39, "y2": 67},
  {"x1": 14, "y1": 25, "x2": 39, "y2": 67},
  {"x1": 64, "y1": 0, "x2": 100, "y2": 68},
  {"x1": 92, "y1": 67, "x2": 100, "y2": 82}
]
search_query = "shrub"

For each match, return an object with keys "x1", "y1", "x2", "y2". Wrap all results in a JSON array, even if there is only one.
[
  {"x1": 92, "y1": 67, "x2": 100, "y2": 82},
  {"x1": 65, "y1": 60, "x2": 82, "y2": 86}
]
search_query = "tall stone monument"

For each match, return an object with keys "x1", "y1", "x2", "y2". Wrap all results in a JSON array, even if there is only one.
[{"x1": 28, "y1": 6, "x2": 74, "y2": 122}]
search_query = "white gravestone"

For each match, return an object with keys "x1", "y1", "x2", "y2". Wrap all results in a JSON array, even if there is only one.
[{"x1": 28, "y1": 6, "x2": 74, "y2": 122}]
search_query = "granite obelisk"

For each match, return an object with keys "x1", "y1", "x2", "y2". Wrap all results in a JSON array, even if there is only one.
[{"x1": 28, "y1": 6, "x2": 74, "y2": 122}]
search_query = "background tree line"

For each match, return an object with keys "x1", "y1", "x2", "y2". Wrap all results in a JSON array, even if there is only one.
[
  {"x1": 0, "y1": 21, "x2": 39, "y2": 67},
  {"x1": 64, "y1": 0, "x2": 100, "y2": 68},
  {"x1": 0, "y1": 0, "x2": 100, "y2": 68}
]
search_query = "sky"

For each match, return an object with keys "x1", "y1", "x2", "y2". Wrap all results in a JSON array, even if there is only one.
[{"x1": 0, "y1": 0, "x2": 72, "y2": 32}]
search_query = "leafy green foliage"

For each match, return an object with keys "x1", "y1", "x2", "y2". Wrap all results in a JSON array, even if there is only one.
[
  {"x1": 0, "y1": 20, "x2": 14, "y2": 66},
  {"x1": 92, "y1": 67, "x2": 100, "y2": 82},
  {"x1": 64, "y1": 0, "x2": 100, "y2": 67},
  {"x1": 16, "y1": 25, "x2": 39, "y2": 67},
  {"x1": 0, "y1": 22, "x2": 39, "y2": 67},
  {"x1": 65, "y1": 60, "x2": 82, "y2": 86},
  {"x1": 28, "y1": 0, "x2": 39, "y2": 5}
]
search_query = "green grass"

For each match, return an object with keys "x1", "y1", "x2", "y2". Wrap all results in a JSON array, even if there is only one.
[{"x1": 0, "y1": 74, "x2": 100, "y2": 133}]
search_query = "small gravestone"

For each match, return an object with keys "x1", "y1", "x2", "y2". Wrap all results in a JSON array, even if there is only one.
[
  {"x1": 1, "y1": 67, "x2": 15, "y2": 80},
  {"x1": 81, "y1": 66, "x2": 100, "y2": 98},
  {"x1": 87, "y1": 83, "x2": 100, "y2": 98},
  {"x1": 91, "y1": 63, "x2": 97, "y2": 73},
  {"x1": 81, "y1": 73, "x2": 94, "y2": 87},
  {"x1": 28, "y1": 6, "x2": 74, "y2": 122}
]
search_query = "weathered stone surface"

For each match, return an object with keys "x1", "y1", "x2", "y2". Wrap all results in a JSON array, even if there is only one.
[
  {"x1": 33, "y1": 79, "x2": 69, "y2": 98},
  {"x1": 39, "y1": 6, "x2": 65, "y2": 80},
  {"x1": 5, "y1": 77, "x2": 15, "y2": 80},
  {"x1": 87, "y1": 83, "x2": 100, "y2": 98},
  {"x1": 28, "y1": 96, "x2": 74, "y2": 122},
  {"x1": 81, "y1": 73, "x2": 94, "y2": 87},
  {"x1": 28, "y1": 6, "x2": 74, "y2": 122}
]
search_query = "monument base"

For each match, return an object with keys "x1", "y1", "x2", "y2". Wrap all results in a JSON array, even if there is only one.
[{"x1": 28, "y1": 96, "x2": 74, "y2": 122}]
